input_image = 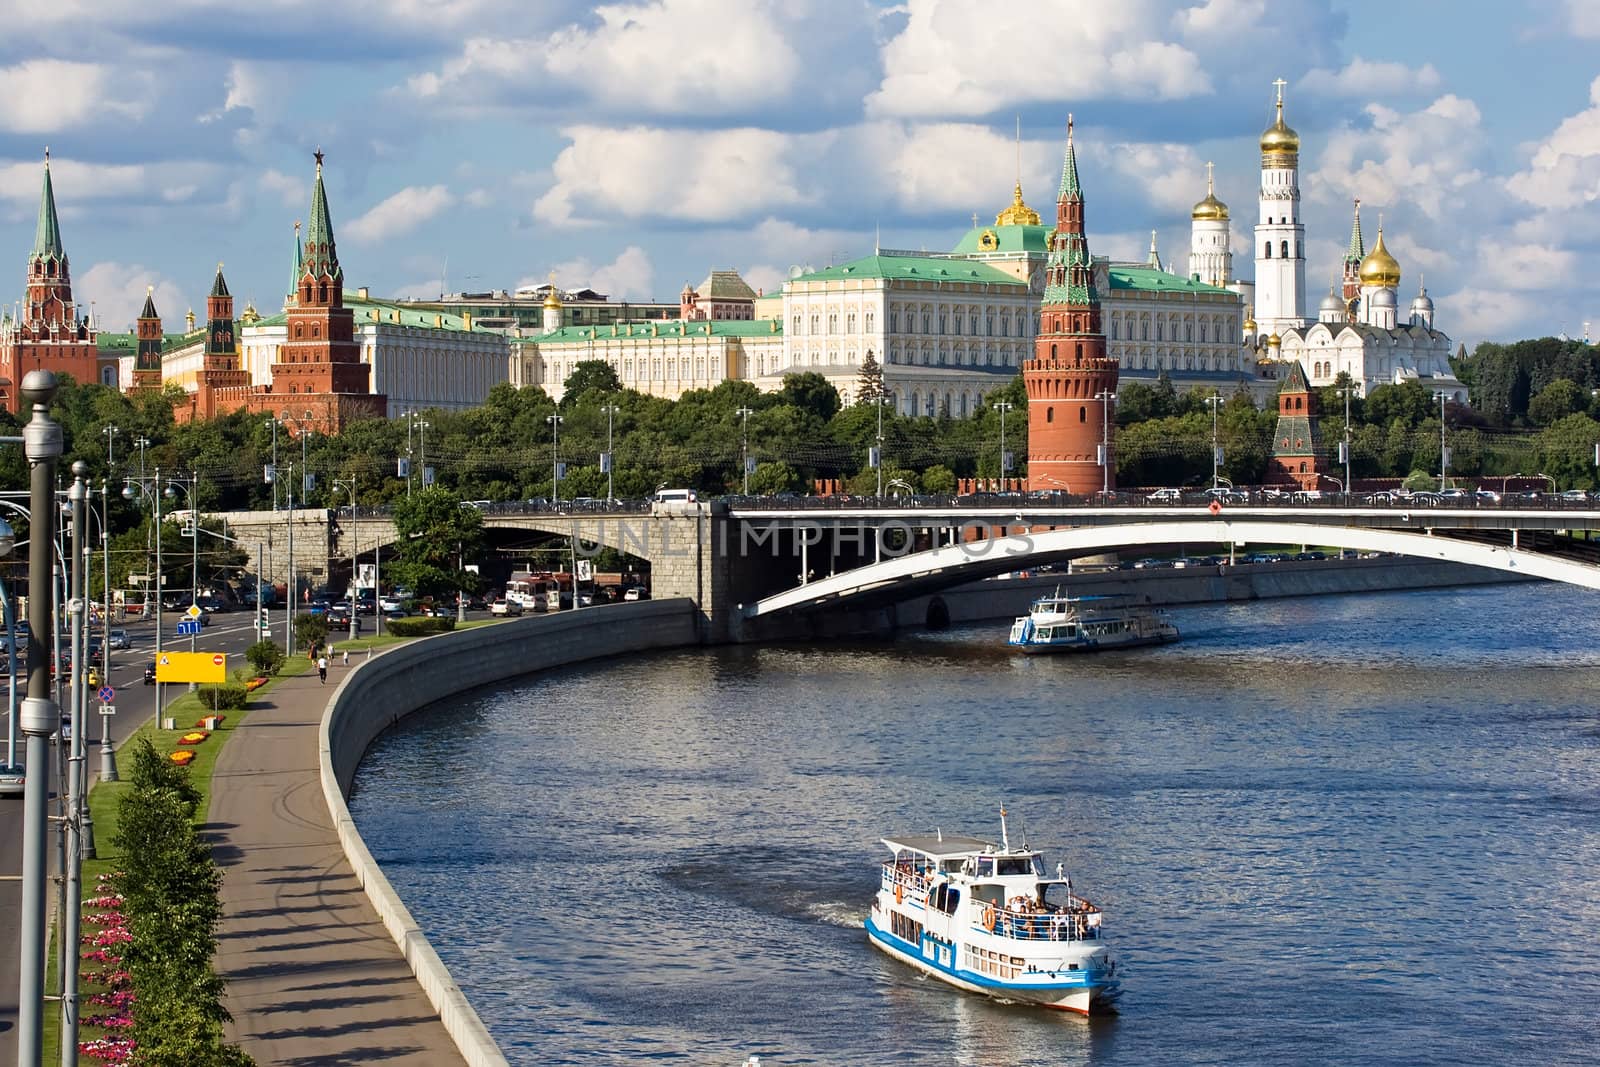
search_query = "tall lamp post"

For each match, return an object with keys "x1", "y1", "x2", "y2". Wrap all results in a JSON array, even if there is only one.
[
  {"x1": 1095, "y1": 389, "x2": 1116, "y2": 496},
  {"x1": 164, "y1": 473, "x2": 201, "y2": 689},
  {"x1": 334, "y1": 478, "x2": 359, "y2": 645},
  {"x1": 1205, "y1": 392, "x2": 1224, "y2": 492},
  {"x1": 547, "y1": 414, "x2": 564, "y2": 508},
  {"x1": 1435, "y1": 391, "x2": 1450, "y2": 490},
  {"x1": 101, "y1": 423, "x2": 119, "y2": 472},
  {"x1": 601, "y1": 404, "x2": 620, "y2": 503},
  {"x1": 735, "y1": 406, "x2": 754, "y2": 496},
  {"x1": 873, "y1": 395, "x2": 893, "y2": 499},
  {"x1": 266, "y1": 416, "x2": 280, "y2": 510},
  {"x1": 121, "y1": 468, "x2": 165, "y2": 710},
  {"x1": 17, "y1": 370, "x2": 63, "y2": 1067},
  {"x1": 63, "y1": 461, "x2": 91, "y2": 1062},
  {"x1": 1336, "y1": 383, "x2": 1356, "y2": 497},
  {"x1": 993, "y1": 401, "x2": 1014, "y2": 491}
]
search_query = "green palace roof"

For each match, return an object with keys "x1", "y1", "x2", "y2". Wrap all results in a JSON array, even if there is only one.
[
  {"x1": 790, "y1": 254, "x2": 1023, "y2": 286},
  {"x1": 524, "y1": 319, "x2": 783, "y2": 344},
  {"x1": 949, "y1": 223, "x2": 1052, "y2": 255},
  {"x1": 1106, "y1": 265, "x2": 1234, "y2": 295},
  {"x1": 97, "y1": 330, "x2": 203, "y2": 355},
  {"x1": 245, "y1": 291, "x2": 500, "y2": 333}
]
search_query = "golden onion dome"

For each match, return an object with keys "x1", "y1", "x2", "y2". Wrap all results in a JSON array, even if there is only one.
[
  {"x1": 1260, "y1": 92, "x2": 1300, "y2": 162},
  {"x1": 1359, "y1": 226, "x2": 1402, "y2": 288},
  {"x1": 1192, "y1": 191, "x2": 1229, "y2": 221},
  {"x1": 995, "y1": 181, "x2": 1041, "y2": 227},
  {"x1": 1244, "y1": 314, "x2": 1257, "y2": 334},
  {"x1": 543, "y1": 287, "x2": 562, "y2": 310},
  {"x1": 1267, "y1": 331, "x2": 1282, "y2": 347}
]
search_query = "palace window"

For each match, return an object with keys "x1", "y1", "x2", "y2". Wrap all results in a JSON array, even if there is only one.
[
  {"x1": 1281, "y1": 241, "x2": 1289, "y2": 259},
  {"x1": 865, "y1": 312, "x2": 874, "y2": 333},
  {"x1": 828, "y1": 313, "x2": 838, "y2": 334}
]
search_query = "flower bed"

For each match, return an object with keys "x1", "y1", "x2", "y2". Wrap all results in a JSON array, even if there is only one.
[
  {"x1": 167, "y1": 750, "x2": 195, "y2": 766},
  {"x1": 176, "y1": 731, "x2": 210, "y2": 746},
  {"x1": 245, "y1": 676, "x2": 268, "y2": 691}
]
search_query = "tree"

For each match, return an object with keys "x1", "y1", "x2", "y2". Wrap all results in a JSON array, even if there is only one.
[
  {"x1": 854, "y1": 351, "x2": 884, "y2": 405},
  {"x1": 778, "y1": 372, "x2": 841, "y2": 424},
  {"x1": 562, "y1": 360, "x2": 621, "y2": 403},
  {"x1": 921, "y1": 464, "x2": 957, "y2": 494},
  {"x1": 746, "y1": 460, "x2": 802, "y2": 495},
  {"x1": 1533, "y1": 413, "x2": 1600, "y2": 489},
  {"x1": 387, "y1": 487, "x2": 485, "y2": 600},
  {"x1": 245, "y1": 639, "x2": 285, "y2": 677},
  {"x1": 1528, "y1": 378, "x2": 1585, "y2": 426}
]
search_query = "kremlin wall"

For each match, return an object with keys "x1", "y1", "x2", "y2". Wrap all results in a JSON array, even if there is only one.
[{"x1": 0, "y1": 83, "x2": 1464, "y2": 488}]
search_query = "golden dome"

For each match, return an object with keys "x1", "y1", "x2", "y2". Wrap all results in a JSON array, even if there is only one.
[
  {"x1": 995, "y1": 181, "x2": 1041, "y2": 227},
  {"x1": 1244, "y1": 313, "x2": 1257, "y2": 334},
  {"x1": 543, "y1": 288, "x2": 562, "y2": 309},
  {"x1": 1267, "y1": 331, "x2": 1281, "y2": 347},
  {"x1": 1260, "y1": 85, "x2": 1299, "y2": 162},
  {"x1": 1359, "y1": 226, "x2": 1401, "y2": 288},
  {"x1": 1192, "y1": 161, "x2": 1229, "y2": 220}
]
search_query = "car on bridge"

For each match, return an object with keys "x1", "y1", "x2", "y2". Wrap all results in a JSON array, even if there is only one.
[{"x1": 1146, "y1": 488, "x2": 1184, "y2": 503}]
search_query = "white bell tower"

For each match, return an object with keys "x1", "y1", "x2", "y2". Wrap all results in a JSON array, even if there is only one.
[{"x1": 1253, "y1": 80, "x2": 1306, "y2": 337}]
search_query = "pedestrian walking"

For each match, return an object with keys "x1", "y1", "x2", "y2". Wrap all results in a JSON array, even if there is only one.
[
  {"x1": 317, "y1": 654, "x2": 328, "y2": 684},
  {"x1": 341, "y1": 648, "x2": 349, "y2": 667}
]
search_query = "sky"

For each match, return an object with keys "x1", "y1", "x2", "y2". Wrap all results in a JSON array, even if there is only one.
[{"x1": 0, "y1": 0, "x2": 1597, "y2": 350}]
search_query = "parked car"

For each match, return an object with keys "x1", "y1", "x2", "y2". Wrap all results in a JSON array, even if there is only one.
[
  {"x1": 622, "y1": 587, "x2": 646, "y2": 602},
  {"x1": 1146, "y1": 488, "x2": 1183, "y2": 503},
  {"x1": 108, "y1": 629, "x2": 131, "y2": 650}
]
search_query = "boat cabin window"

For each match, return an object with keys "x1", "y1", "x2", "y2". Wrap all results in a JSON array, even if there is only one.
[
  {"x1": 1042, "y1": 883, "x2": 1076, "y2": 910},
  {"x1": 931, "y1": 884, "x2": 962, "y2": 915},
  {"x1": 996, "y1": 857, "x2": 1034, "y2": 876},
  {"x1": 970, "y1": 883, "x2": 1004, "y2": 906},
  {"x1": 975, "y1": 857, "x2": 995, "y2": 877}
]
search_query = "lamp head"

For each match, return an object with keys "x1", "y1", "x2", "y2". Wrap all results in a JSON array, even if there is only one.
[{"x1": 122, "y1": 482, "x2": 135, "y2": 500}]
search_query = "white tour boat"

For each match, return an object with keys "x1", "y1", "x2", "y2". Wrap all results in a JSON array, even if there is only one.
[
  {"x1": 1007, "y1": 592, "x2": 1178, "y2": 654},
  {"x1": 865, "y1": 812, "x2": 1120, "y2": 1014}
]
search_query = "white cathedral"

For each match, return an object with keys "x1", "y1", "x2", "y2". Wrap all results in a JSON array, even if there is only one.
[{"x1": 1187, "y1": 81, "x2": 1465, "y2": 401}]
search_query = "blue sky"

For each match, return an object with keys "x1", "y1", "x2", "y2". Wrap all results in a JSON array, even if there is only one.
[{"x1": 0, "y1": 0, "x2": 1596, "y2": 349}]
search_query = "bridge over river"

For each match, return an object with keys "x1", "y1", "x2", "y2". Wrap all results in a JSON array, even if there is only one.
[{"x1": 211, "y1": 495, "x2": 1600, "y2": 641}]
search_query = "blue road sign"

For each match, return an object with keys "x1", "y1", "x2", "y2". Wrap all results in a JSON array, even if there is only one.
[
  {"x1": 176, "y1": 620, "x2": 202, "y2": 636},
  {"x1": 97, "y1": 685, "x2": 115, "y2": 704}
]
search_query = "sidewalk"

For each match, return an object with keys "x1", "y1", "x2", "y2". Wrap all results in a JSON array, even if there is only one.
[{"x1": 207, "y1": 663, "x2": 465, "y2": 1066}]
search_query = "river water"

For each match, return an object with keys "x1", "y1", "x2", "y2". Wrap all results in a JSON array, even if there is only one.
[{"x1": 350, "y1": 583, "x2": 1600, "y2": 1065}]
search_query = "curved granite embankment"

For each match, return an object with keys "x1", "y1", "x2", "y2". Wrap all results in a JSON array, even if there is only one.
[{"x1": 318, "y1": 599, "x2": 700, "y2": 1066}]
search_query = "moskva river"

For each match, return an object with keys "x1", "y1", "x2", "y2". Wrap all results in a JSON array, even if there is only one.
[{"x1": 350, "y1": 583, "x2": 1600, "y2": 1065}]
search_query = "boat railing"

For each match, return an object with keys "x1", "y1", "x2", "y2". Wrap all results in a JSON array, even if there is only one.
[
  {"x1": 880, "y1": 862, "x2": 933, "y2": 902},
  {"x1": 975, "y1": 904, "x2": 1103, "y2": 942}
]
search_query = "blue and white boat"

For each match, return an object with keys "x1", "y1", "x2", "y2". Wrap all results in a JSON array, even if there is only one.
[
  {"x1": 1007, "y1": 592, "x2": 1178, "y2": 654},
  {"x1": 865, "y1": 812, "x2": 1120, "y2": 1015}
]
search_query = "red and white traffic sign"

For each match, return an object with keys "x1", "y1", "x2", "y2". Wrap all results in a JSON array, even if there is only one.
[{"x1": 211, "y1": 654, "x2": 225, "y2": 666}]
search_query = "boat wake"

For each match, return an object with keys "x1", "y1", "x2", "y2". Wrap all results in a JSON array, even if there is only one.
[{"x1": 805, "y1": 900, "x2": 866, "y2": 928}]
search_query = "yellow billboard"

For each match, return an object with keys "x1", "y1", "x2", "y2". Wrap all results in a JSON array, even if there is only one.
[{"x1": 155, "y1": 651, "x2": 227, "y2": 684}]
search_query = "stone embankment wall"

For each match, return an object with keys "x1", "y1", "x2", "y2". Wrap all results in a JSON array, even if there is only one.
[{"x1": 319, "y1": 600, "x2": 700, "y2": 1067}]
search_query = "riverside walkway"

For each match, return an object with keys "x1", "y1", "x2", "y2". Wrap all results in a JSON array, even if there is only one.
[{"x1": 208, "y1": 658, "x2": 464, "y2": 1066}]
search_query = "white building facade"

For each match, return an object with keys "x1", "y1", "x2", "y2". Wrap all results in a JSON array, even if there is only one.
[{"x1": 514, "y1": 319, "x2": 784, "y2": 402}]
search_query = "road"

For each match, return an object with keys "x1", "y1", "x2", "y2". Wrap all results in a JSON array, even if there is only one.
[{"x1": 0, "y1": 609, "x2": 267, "y2": 1059}]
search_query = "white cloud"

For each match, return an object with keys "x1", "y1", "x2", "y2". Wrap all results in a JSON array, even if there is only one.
[
  {"x1": 409, "y1": 0, "x2": 812, "y2": 117},
  {"x1": 534, "y1": 126, "x2": 813, "y2": 226},
  {"x1": 1565, "y1": 0, "x2": 1600, "y2": 38},
  {"x1": 344, "y1": 185, "x2": 456, "y2": 243},
  {"x1": 1299, "y1": 58, "x2": 1441, "y2": 98},
  {"x1": 78, "y1": 262, "x2": 186, "y2": 334},
  {"x1": 0, "y1": 157, "x2": 148, "y2": 204},
  {"x1": 1437, "y1": 287, "x2": 1539, "y2": 344},
  {"x1": 258, "y1": 169, "x2": 305, "y2": 209},
  {"x1": 223, "y1": 60, "x2": 265, "y2": 112},
  {"x1": 1507, "y1": 74, "x2": 1600, "y2": 211},
  {"x1": 0, "y1": 60, "x2": 146, "y2": 132},
  {"x1": 869, "y1": 0, "x2": 1212, "y2": 117},
  {"x1": 526, "y1": 246, "x2": 656, "y2": 301},
  {"x1": 1311, "y1": 95, "x2": 1488, "y2": 220},
  {"x1": 861, "y1": 122, "x2": 1059, "y2": 215},
  {"x1": 1474, "y1": 240, "x2": 1578, "y2": 291},
  {"x1": 1095, "y1": 138, "x2": 1205, "y2": 217}
]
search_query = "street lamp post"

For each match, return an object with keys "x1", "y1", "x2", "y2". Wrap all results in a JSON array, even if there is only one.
[
  {"x1": 1205, "y1": 392, "x2": 1223, "y2": 491},
  {"x1": 547, "y1": 414, "x2": 564, "y2": 507},
  {"x1": 335, "y1": 478, "x2": 359, "y2": 644},
  {"x1": 1435, "y1": 392, "x2": 1450, "y2": 490},
  {"x1": 101, "y1": 423, "x2": 119, "y2": 472},
  {"x1": 164, "y1": 473, "x2": 201, "y2": 688},
  {"x1": 267, "y1": 416, "x2": 279, "y2": 510},
  {"x1": 601, "y1": 404, "x2": 620, "y2": 502},
  {"x1": 1095, "y1": 389, "x2": 1116, "y2": 496},
  {"x1": 63, "y1": 461, "x2": 90, "y2": 1065},
  {"x1": 1336, "y1": 384, "x2": 1355, "y2": 497},
  {"x1": 993, "y1": 401, "x2": 1014, "y2": 491},
  {"x1": 285, "y1": 462, "x2": 296, "y2": 655},
  {"x1": 18, "y1": 370, "x2": 63, "y2": 1067},
  {"x1": 122, "y1": 467, "x2": 165, "y2": 713},
  {"x1": 736, "y1": 406, "x2": 754, "y2": 496},
  {"x1": 98, "y1": 479, "x2": 116, "y2": 782},
  {"x1": 873, "y1": 396, "x2": 892, "y2": 499}
]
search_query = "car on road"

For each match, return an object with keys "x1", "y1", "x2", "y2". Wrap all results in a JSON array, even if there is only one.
[
  {"x1": 177, "y1": 605, "x2": 212, "y2": 627},
  {"x1": 108, "y1": 629, "x2": 131, "y2": 650},
  {"x1": 1146, "y1": 488, "x2": 1184, "y2": 503},
  {"x1": 1559, "y1": 488, "x2": 1590, "y2": 502},
  {"x1": 143, "y1": 661, "x2": 157, "y2": 685},
  {"x1": 623, "y1": 587, "x2": 646, "y2": 602},
  {"x1": 0, "y1": 761, "x2": 22, "y2": 797},
  {"x1": 489, "y1": 597, "x2": 524, "y2": 616}
]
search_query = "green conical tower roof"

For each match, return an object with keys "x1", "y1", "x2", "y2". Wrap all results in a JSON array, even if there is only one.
[
  {"x1": 1058, "y1": 115, "x2": 1081, "y2": 200},
  {"x1": 32, "y1": 149, "x2": 64, "y2": 263},
  {"x1": 210, "y1": 263, "x2": 230, "y2": 298},
  {"x1": 302, "y1": 150, "x2": 341, "y2": 283},
  {"x1": 1344, "y1": 199, "x2": 1364, "y2": 265},
  {"x1": 139, "y1": 286, "x2": 158, "y2": 320}
]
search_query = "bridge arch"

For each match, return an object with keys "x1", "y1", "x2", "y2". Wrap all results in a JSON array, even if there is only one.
[{"x1": 745, "y1": 520, "x2": 1600, "y2": 618}]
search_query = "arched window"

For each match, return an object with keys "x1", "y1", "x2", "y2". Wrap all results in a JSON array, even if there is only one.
[
  {"x1": 1264, "y1": 243, "x2": 1272, "y2": 259},
  {"x1": 1046, "y1": 406, "x2": 1054, "y2": 423},
  {"x1": 1079, "y1": 406, "x2": 1087, "y2": 423},
  {"x1": 1280, "y1": 240, "x2": 1289, "y2": 259},
  {"x1": 1050, "y1": 343, "x2": 1057, "y2": 360},
  {"x1": 1075, "y1": 342, "x2": 1083, "y2": 359}
]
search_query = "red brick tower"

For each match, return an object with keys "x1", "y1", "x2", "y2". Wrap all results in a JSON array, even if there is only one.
[
  {"x1": 0, "y1": 150, "x2": 99, "y2": 411},
  {"x1": 132, "y1": 287, "x2": 163, "y2": 392},
  {"x1": 1266, "y1": 360, "x2": 1324, "y2": 489},
  {"x1": 270, "y1": 150, "x2": 383, "y2": 431},
  {"x1": 183, "y1": 264, "x2": 250, "y2": 421},
  {"x1": 1024, "y1": 118, "x2": 1119, "y2": 493}
]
